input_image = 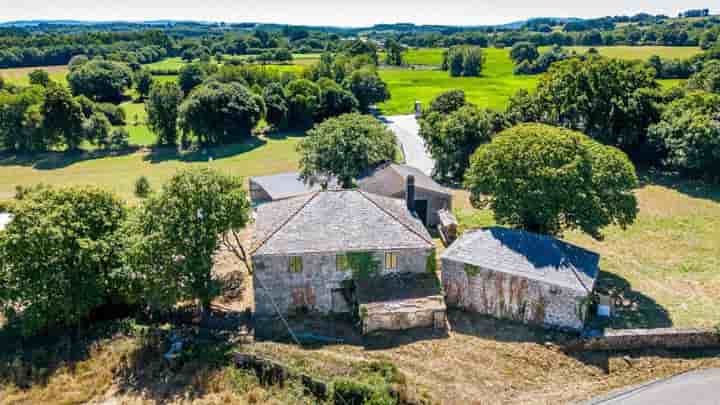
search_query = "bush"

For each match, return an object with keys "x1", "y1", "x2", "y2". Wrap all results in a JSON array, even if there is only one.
[
  {"x1": 107, "y1": 128, "x2": 130, "y2": 150},
  {"x1": 427, "y1": 89, "x2": 466, "y2": 115},
  {"x1": 134, "y1": 176, "x2": 152, "y2": 198}
]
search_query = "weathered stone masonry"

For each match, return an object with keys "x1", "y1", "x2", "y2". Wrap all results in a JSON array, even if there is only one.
[
  {"x1": 442, "y1": 258, "x2": 589, "y2": 331},
  {"x1": 253, "y1": 248, "x2": 432, "y2": 318}
]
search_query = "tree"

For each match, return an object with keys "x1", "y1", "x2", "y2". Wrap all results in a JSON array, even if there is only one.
[
  {"x1": 178, "y1": 81, "x2": 264, "y2": 145},
  {"x1": 41, "y1": 83, "x2": 85, "y2": 151},
  {"x1": 511, "y1": 57, "x2": 661, "y2": 159},
  {"x1": 297, "y1": 113, "x2": 397, "y2": 188},
  {"x1": 427, "y1": 89, "x2": 466, "y2": 115},
  {"x1": 316, "y1": 78, "x2": 358, "y2": 121},
  {"x1": 134, "y1": 69, "x2": 154, "y2": 100},
  {"x1": 285, "y1": 79, "x2": 321, "y2": 129},
  {"x1": 443, "y1": 46, "x2": 484, "y2": 77},
  {"x1": 420, "y1": 105, "x2": 506, "y2": 183},
  {"x1": 67, "y1": 59, "x2": 133, "y2": 102},
  {"x1": 134, "y1": 176, "x2": 152, "y2": 198},
  {"x1": 178, "y1": 63, "x2": 208, "y2": 94},
  {"x1": 28, "y1": 69, "x2": 51, "y2": 87},
  {"x1": 465, "y1": 124, "x2": 638, "y2": 238},
  {"x1": 511, "y1": 42, "x2": 540, "y2": 64},
  {"x1": 344, "y1": 68, "x2": 390, "y2": 112},
  {"x1": 146, "y1": 81, "x2": 183, "y2": 145},
  {"x1": 0, "y1": 186, "x2": 127, "y2": 336},
  {"x1": 0, "y1": 86, "x2": 45, "y2": 152},
  {"x1": 687, "y1": 60, "x2": 720, "y2": 94},
  {"x1": 121, "y1": 168, "x2": 251, "y2": 313},
  {"x1": 262, "y1": 82, "x2": 289, "y2": 130},
  {"x1": 648, "y1": 93, "x2": 720, "y2": 182},
  {"x1": 384, "y1": 39, "x2": 404, "y2": 66},
  {"x1": 82, "y1": 112, "x2": 112, "y2": 148}
]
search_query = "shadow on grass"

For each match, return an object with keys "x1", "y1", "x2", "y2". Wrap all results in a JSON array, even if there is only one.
[
  {"x1": 0, "y1": 147, "x2": 141, "y2": 170},
  {"x1": 143, "y1": 138, "x2": 267, "y2": 164},
  {"x1": 593, "y1": 270, "x2": 673, "y2": 330},
  {"x1": 639, "y1": 168, "x2": 720, "y2": 203}
]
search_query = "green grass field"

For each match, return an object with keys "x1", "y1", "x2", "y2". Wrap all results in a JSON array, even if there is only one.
[
  {"x1": 0, "y1": 65, "x2": 68, "y2": 86},
  {"x1": 0, "y1": 134, "x2": 303, "y2": 201},
  {"x1": 377, "y1": 47, "x2": 688, "y2": 115},
  {"x1": 542, "y1": 45, "x2": 704, "y2": 61}
]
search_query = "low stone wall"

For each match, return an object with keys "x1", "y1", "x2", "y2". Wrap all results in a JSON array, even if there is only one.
[{"x1": 565, "y1": 328, "x2": 720, "y2": 352}]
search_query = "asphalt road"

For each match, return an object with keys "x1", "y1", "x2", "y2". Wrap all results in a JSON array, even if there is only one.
[
  {"x1": 382, "y1": 114, "x2": 435, "y2": 176},
  {"x1": 585, "y1": 368, "x2": 720, "y2": 405}
]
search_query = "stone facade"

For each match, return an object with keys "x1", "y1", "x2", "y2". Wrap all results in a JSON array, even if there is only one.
[
  {"x1": 441, "y1": 258, "x2": 590, "y2": 331},
  {"x1": 253, "y1": 248, "x2": 433, "y2": 319}
]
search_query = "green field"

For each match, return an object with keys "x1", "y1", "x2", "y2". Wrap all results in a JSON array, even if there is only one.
[
  {"x1": 0, "y1": 65, "x2": 68, "y2": 86},
  {"x1": 556, "y1": 46, "x2": 704, "y2": 61},
  {"x1": 377, "y1": 47, "x2": 688, "y2": 115},
  {"x1": 0, "y1": 134, "x2": 302, "y2": 201}
]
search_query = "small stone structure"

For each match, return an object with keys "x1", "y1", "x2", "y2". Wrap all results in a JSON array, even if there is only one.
[
  {"x1": 437, "y1": 209, "x2": 458, "y2": 245},
  {"x1": 251, "y1": 189, "x2": 446, "y2": 333},
  {"x1": 356, "y1": 272, "x2": 446, "y2": 334},
  {"x1": 441, "y1": 227, "x2": 599, "y2": 331},
  {"x1": 357, "y1": 163, "x2": 452, "y2": 227}
]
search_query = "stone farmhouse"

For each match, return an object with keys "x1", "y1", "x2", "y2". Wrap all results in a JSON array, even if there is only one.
[
  {"x1": 250, "y1": 184, "x2": 447, "y2": 334},
  {"x1": 441, "y1": 227, "x2": 599, "y2": 331},
  {"x1": 249, "y1": 163, "x2": 452, "y2": 228}
]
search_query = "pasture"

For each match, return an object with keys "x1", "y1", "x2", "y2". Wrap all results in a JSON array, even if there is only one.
[{"x1": 0, "y1": 65, "x2": 68, "y2": 86}]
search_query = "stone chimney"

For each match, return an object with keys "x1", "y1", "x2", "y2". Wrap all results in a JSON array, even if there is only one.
[{"x1": 406, "y1": 175, "x2": 415, "y2": 213}]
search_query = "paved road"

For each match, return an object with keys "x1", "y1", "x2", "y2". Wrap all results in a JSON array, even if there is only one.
[
  {"x1": 382, "y1": 114, "x2": 435, "y2": 176},
  {"x1": 585, "y1": 368, "x2": 720, "y2": 405}
]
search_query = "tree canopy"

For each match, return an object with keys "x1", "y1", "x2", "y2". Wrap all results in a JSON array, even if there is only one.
[
  {"x1": 67, "y1": 59, "x2": 133, "y2": 102},
  {"x1": 464, "y1": 124, "x2": 639, "y2": 238},
  {"x1": 648, "y1": 92, "x2": 720, "y2": 182},
  {"x1": 0, "y1": 186, "x2": 127, "y2": 336},
  {"x1": 298, "y1": 113, "x2": 397, "y2": 188},
  {"x1": 146, "y1": 81, "x2": 183, "y2": 146},
  {"x1": 178, "y1": 81, "x2": 264, "y2": 145},
  {"x1": 121, "y1": 168, "x2": 251, "y2": 312}
]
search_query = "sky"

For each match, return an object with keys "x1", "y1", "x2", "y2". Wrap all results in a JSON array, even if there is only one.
[{"x1": 0, "y1": 0, "x2": 714, "y2": 26}]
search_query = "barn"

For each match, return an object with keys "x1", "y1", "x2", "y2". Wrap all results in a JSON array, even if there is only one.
[{"x1": 441, "y1": 227, "x2": 599, "y2": 331}]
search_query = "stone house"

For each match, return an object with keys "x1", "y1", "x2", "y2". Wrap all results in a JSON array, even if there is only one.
[
  {"x1": 357, "y1": 163, "x2": 452, "y2": 227},
  {"x1": 441, "y1": 227, "x2": 599, "y2": 331},
  {"x1": 250, "y1": 189, "x2": 446, "y2": 333}
]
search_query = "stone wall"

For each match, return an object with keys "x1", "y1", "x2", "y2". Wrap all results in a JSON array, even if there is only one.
[
  {"x1": 564, "y1": 328, "x2": 720, "y2": 352},
  {"x1": 253, "y1": 248, "x2": 432, "y2": 319},
  {"x1": 441, "y1": 258, "x2": 590, "y2": 331}
]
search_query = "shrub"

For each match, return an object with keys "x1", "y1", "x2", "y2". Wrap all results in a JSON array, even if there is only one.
[
  {"x1": 134, "y1": 176, "x2": 151, "y2": 198},
  {"x1": 95, "y1": 102, "x2": 126, "y2": 125}
]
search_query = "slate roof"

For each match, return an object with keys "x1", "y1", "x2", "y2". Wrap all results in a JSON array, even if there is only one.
[
  {"x1": 0, "y1": 213, "x2": 13, "y2": 231},
  {"x1": 358, "y1": 163, "x2": 451, "y2": 196},
  {"x1": 441, "y1": 227, "x2": 599, "y2": 293},
  {"x1": 252, "y1": 190, "x2": 434, "y2": 256},
  {"x1": 249, "y1": 172, "x2": 328, "y2": 201}
]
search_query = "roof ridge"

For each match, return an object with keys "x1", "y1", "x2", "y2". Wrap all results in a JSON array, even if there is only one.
[
  {"x1": 357, "y1": 190, "x2": 434, "y2": 246},
  {"x1": 250, "y1": 191, "x2": 321, "y2": 254}
]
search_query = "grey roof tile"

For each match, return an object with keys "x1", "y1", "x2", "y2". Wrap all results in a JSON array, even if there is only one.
[
  {"x1": 252, "y1": 190, "x2": 433, "y2": 256},
  {"x1": 441, "y1": 227, "x2": 599, "y2": 293}
]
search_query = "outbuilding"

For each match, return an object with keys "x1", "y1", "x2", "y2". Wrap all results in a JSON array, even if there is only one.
[
  {"x1": 249, "y1": 172, "x2": 332, "y2": 204},
  {"x1": 357, "y1": 162, "x2": 452, "y2": 227},
  {"x1": 441, "y1": 227, "x2": 599, "y2": 331}
]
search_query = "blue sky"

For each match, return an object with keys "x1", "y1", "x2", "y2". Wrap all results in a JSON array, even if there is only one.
[{"x1": 0, "y1": 0, "x2": 714, "y2": 26}]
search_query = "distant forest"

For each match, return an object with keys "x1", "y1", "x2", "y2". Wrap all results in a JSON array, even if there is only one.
[{"x1": 0, "y1": 9, "x2": 718, "y2": 68}]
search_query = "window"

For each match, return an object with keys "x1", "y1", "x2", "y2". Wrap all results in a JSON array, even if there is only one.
[
  {"x1": 385, "y1": 252, "x2": 398, "y2": 270},
  {"x1": 336, "y1": 254, "x2": 349, "y2": 272},
  {"x1": 288, "y1": 256, "x2": 303, "y2": 273}
]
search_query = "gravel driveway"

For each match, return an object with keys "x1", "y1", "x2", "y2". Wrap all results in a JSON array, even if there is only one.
[{"x1": 381, "y1": 114, "x2": 435, "y2": 176}]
